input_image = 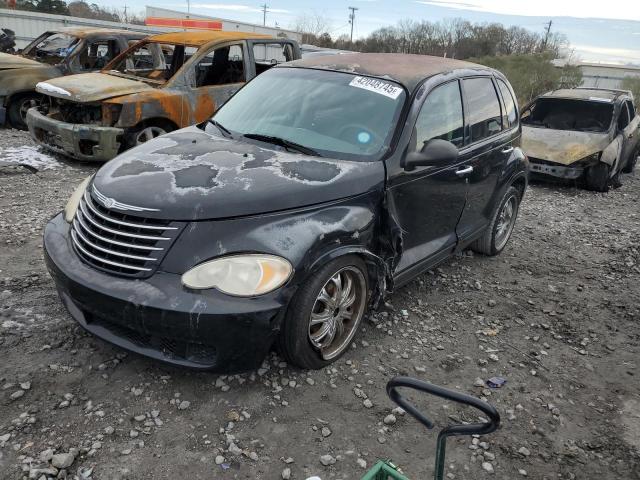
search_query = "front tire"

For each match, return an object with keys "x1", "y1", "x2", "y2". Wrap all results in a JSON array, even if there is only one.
[
  {"x1": 123, "y1": 122, "x2": 173, "y2": 151},
  {"x1": 8, "y1": 92, "x2": 42, "y2": 130},
  {"x1": 471, "y1": 186, "x2": 521, "y2": 256},
  {"x1": 278, "y1": 256, "x2": 368, "y2": 370},
  {"x1": 585, "y1": 163, "x2": 610, "y2": 192}
]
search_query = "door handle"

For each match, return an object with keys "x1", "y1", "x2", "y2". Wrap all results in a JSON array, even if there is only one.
[
  {"x1": 501, "y1": 146, "x2": 514, "y2": 154},
  {"x1": 455, "y1": 166, "x2": 474, "y2": 176}
]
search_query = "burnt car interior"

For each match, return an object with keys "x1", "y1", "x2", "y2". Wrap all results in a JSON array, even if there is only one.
[
  {"x1": 21, "y1": 32, "x2": 80, "y2": 65},
  {"x1": 77, "y1": 40, "x2": 121, "y2": 71},
  {"x1": 109, "y1": 42, "x2": 246, "y2": 86},
  {"x1": 522, "y1": 98, "x2": 614, "y2": 132},
  {"x1": 194, "y1": 45, "x2": 245, "y2": 87}
]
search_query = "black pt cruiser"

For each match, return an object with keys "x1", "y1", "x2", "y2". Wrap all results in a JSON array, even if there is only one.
[{"x1": 44, "y1": 54, "x2": 528, "y2": 371}]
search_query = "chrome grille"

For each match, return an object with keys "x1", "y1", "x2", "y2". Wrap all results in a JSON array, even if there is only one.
[{"x1": 71, "y1": 190, "x2": 181, "y2": 277}]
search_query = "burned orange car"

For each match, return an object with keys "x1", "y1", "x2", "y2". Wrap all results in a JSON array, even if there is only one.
[{"x1": 27, "y1": 31, "x2": 301, "y2": 161}]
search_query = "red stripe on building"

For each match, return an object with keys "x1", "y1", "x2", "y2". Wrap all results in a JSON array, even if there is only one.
[{"x1": 145, "y1": 17, "x2": 223, "y2": 30}]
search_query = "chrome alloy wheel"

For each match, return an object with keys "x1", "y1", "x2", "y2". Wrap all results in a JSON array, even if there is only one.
[
  {"x1": 308, "y1": 266, "x2": 367, "y2": 360},
  {"x1": 495, "y1": 195, "x2": 518, "y2": 251},
  {"x1": 135, "y1": 126, "x2": 167, "y2": 144}
]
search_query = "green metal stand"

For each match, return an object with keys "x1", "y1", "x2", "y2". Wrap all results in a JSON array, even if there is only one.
[{"x1": 360, "y1": 377, "x2": 501, "y2": 480}]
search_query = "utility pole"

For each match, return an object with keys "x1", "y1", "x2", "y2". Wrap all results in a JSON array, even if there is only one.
[
  {"x1": 123, "y1": 5, "x2": 128, "y2": 23},
  {"x1": 348, "y1": 6, "x2": 358, "y2": 43},
  {"x1": 261, "y1": 4, "x2": 269, "y2": 26},
  {"x1": 542, "y1": 20, "x2": 552, "y2": 51}
]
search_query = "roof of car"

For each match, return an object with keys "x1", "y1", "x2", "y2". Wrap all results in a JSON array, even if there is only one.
[
  {"x1": 541, "y1": 88, "x2": 627, "y2": 101},
  {"x1": 283, "y1": 53, "x2": 490, "y2": 93},
  {"x1": 55, "y1": 27, "x2": 147, "y2": 39},
  {"x1": 146, "y1": 30, "x2": 273, "y2": 47}
]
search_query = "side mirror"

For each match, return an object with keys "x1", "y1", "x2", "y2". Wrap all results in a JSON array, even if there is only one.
[{"x1": 404, "y1": 139, "x2": 458, "y2": 171}]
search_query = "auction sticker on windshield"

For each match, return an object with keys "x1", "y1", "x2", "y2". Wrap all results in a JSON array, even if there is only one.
[{"x1": 349, "y1": 76, "x2": 403, "y2": 99}]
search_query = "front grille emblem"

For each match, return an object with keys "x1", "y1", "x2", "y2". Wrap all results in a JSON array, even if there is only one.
[{"x1": 92, "y1": 184, "x2": 160, "y2": 212}]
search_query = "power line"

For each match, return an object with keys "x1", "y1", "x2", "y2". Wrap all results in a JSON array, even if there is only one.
[
  {"x1": 542, "y1": 20, "x2": 552, "y2": 51},
  {"x1": 261, "y1": 3, "x2": 269, "y2": 26},
  {"x1": 348, "y1": 6, "x2": 358, "y2": 43}
]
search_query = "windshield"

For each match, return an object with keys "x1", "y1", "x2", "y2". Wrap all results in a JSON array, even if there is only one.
[
  {"x1": 107, "y1": 41, "x2": 184, "y2": 84},
  {"x1": 522, "y1": 98, "x2": 613, "y2": 133},
  {"x1": 22, "y1": 32, "x2": 81, "y2": 65},
  {"x1": 209, "y1": 67, "x2": 407, "y2": 162}
]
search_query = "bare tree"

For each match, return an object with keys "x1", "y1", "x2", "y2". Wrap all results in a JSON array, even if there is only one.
[{"x1": 292, "y1": 12, "x2": 333, "y2": 44}]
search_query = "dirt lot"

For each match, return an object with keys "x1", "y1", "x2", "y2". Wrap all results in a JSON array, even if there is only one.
[{"x1": 1, "y1": 130, "x2": 639, "y2": 480}]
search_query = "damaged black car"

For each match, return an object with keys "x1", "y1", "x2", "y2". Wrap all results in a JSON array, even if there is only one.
[{"x1": 43, "y1": 54, "x2": 528, "y2": 371}]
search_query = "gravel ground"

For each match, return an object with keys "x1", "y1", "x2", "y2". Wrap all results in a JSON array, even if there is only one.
[{"x1": 1, "y1": 130, "x2": 639, "y2": 480}]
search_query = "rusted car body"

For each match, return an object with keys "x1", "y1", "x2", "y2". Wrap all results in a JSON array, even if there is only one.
[
  {"x1": 521, "y1": 88, "x2": 639, "y2": 191},
  {"x1": 0, "y1": 27, "x2": 147, "y2": 129},
  {"x1": 27, "y1": 31, "x2": 301, "y2": 161}
]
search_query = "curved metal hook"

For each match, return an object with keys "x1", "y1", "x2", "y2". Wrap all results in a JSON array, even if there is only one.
[{"x1": 386, "y1": 376, "x2": 501, "y2": 480}]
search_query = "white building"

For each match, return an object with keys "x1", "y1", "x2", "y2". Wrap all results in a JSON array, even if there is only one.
[
  {"x1": 145, "y1": 6, "x2": 301, "y2": 42},
  {"x1": 554, "y1": 59, "x2": 640, "y2": 90}
]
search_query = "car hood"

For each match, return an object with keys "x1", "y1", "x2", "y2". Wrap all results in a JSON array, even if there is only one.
[
  {"x1": 0, "y1": 52, "x2": 43, "y2": 69},
  {"x1": 521, "y1": 126, "x2": 611, "y2": 165},
  {"x1": 92, "y1": 127, "x2": 385, "y2": 221},
  {"x1": 35, "y1": 72, "x2": 154, "y2": 102}
]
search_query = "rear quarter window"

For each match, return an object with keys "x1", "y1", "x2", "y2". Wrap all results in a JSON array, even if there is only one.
[
  {"x1": 462, "y1": 77, "x2": 503, "y2": 143},
  {"x1": 497, "y1": 79, "x2": 518, "y2": 128}
]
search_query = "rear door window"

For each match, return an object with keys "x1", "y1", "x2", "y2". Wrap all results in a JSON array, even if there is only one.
[
  {"x1": 462, "y1": 77, "x2": 503, "y2": 143},
  {"x1": 626, "y1": 100, "x2": 636, "y2": 120},
  {"x1": 194, "y1": 44, "x2": 245, "y2": 87},
  {"x1": 497, "y1": 78, "x2": 517, "y2": 128},
  {"x1": 253, "y1": 42, "x2": 294, "y2": 75},
  {"x1": 414, "y1": 80, "x2": 464, "y2": 149},
  {"x1": 77, "y1": 40, "x2": 121, "y2": 71},
  {"x1": 618, "y1": 103, "x2": 630, "y2": 130}
]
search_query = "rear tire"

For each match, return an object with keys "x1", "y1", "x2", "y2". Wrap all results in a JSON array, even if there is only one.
[
  {"x1": 278, "y1": 255, "x2": 368, "y2": 370},
  {"x1": 471, "y1": 186, "x2": 521, "y2": 256},
  {"x1": 8, "y1": 92, "x2": 42, "y2": 130}
]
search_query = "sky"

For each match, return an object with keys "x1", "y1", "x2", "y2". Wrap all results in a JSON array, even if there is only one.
[{"x1": 125, "y1": 0, "x2": 640, "y2": 64}]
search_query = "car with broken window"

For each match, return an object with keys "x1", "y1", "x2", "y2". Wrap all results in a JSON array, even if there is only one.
[
  {"x1": 27, "y1": 31, "x2": 301, "y2": 162},
  {"x1": 43, "y1": 53, "x2": 528, "y2": 372},
  {"x1": 0, "y1": 28, "x2": 147, "y2": 129},
  {"x1": 521, "y1": 88, "x2": 639, "y2": 191}
]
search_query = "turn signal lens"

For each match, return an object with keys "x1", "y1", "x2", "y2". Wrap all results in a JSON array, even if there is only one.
[
  {"x1": 64, "y1": 176, "x2": 91, "y2": 223},
  {"x1": 181, "y1": 254, "x2": 293, "y2": 296}
]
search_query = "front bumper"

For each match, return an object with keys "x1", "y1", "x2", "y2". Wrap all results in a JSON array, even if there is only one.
[
  {"x1": 27, "y1": 108, "x2": 123, "y2": 162},
  {"x1": 529, "y1": 160, "x2": 583, "y2": 179},
  {"x1": 44, "y1": 213, "x2": 285, "y2": 372}
]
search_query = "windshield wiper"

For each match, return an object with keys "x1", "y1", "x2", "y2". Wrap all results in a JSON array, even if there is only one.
[
  {"x1": 207, "y1": 119, "x2": 233, "y2": 138},
  {"x1": 243, "y1": 133, "x2": 321, "y2": 157}
]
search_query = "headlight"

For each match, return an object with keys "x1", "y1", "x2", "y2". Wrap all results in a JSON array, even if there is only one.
[
  {"x1": 576, "y1": 152, "x2": 601, "y2": 166},
  {"x1": 102, "y1": 103, "x2": 122, "y2": 126},
  {"x1": 64, "y1": 176, "x2": 91, "y2": 223},
  {"x1": 181, "y1": 254, "x2": 293, "y2": 296}
]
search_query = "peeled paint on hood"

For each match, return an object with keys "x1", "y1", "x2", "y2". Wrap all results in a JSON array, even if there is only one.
[
  {"x1": 521, "y1": 126, "x2": 611, "y2": 165},
  {"x1": 35, "y1": 72, "x2": 154, "y2": 102},
  {"x1": 0, "y1": 52, "x2": 43, "y2": 69},
  {"x1": 92, "y1": 126, "x2": 385, "y2": 221}
]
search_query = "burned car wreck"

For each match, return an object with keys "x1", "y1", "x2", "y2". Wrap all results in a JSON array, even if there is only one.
[
  {"x1": 43, "y1": 54, "x2": 528, "y2": 371},
  {"x1": 521, "y1": 88, "x2": 639, "y2": 191},
  {"x1": 27, "y1": 31, "x2": 300, "y2": 161},
  {"x1": 0, "y1": 28, "x2": 146, "y2": 129}
]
